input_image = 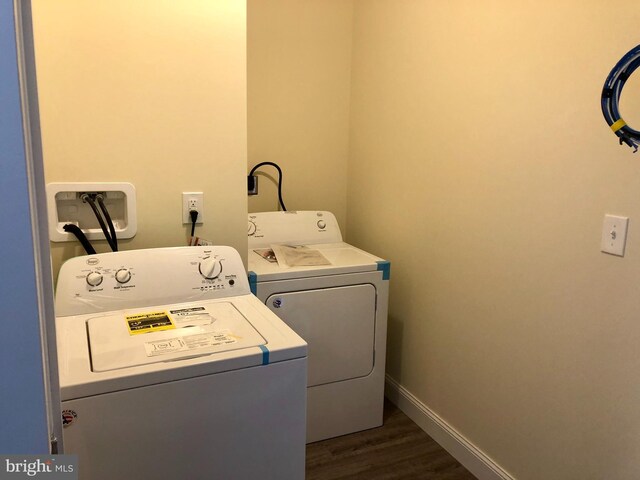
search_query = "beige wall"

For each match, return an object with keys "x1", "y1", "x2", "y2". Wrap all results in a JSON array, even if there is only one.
[
  {"x1": 247, "y1": 0, "x2": 352, "y2": 233},
  {"x1": 30, "y1": 0, "x2": 640, "y2": 477},
  {"x1": 32, "y1": 0, "x2": 247, "y2": 276},
  {"x1": 348, "y1": 1, "x2": 640, "y2": 479}
]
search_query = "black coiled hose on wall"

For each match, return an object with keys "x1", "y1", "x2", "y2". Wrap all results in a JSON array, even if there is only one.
[{"x1": 601, "y1": 44, "x2": 640, "y2": 153}]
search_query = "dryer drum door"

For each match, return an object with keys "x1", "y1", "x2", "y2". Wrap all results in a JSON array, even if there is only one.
[{"x1": 266, "y1": 284, "x2": 376, "y2": 387}]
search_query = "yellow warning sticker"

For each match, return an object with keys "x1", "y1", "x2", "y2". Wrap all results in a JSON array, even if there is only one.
[{"x1": 126, "y1": 311, "x2": 175, "y2": 335}]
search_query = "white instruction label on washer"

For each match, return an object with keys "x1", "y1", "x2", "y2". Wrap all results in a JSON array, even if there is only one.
[
  {"x1": 169, "y1": 306, "x2": 214, "y2": 327},
  {"x1": 144, "y1": 330, "x2": 238, "y2": 357}
]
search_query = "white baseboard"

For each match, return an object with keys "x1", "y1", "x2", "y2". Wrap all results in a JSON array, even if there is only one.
[{"x1": 385, "y1": 375, "x2": 515, "y2": 480}]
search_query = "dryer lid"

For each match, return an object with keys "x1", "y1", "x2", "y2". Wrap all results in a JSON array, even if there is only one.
[
  {"x1": 248, "y1": 242, "x2": 386, "y2": 281},
  {"x1": 87, "y1": 301, "x2": 266, "y2": 372}
]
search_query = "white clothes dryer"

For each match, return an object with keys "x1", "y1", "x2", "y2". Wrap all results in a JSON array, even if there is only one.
[
  {"x1": 55, "y1": 246, "x2": 307, "y2": 480},
  {"x1": 247, "y1": 211, "x2": 389, "y2": 443}
]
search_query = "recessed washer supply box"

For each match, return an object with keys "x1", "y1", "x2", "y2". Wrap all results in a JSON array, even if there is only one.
[{"x1": 46, "y1": 182, "x2": 137, "y2": 242}]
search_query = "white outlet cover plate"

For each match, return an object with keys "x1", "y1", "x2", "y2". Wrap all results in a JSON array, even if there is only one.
[
  {"x1": 182, "y1": 192, "x2": 204, "y2": 224},
  {"x1": 601, "y1": 214, "x2": 629, "y2": 256}
]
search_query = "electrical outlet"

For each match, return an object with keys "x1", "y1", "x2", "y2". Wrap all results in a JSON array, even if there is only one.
[
  {"x1": 248, "y1": 175, "x2": 258, "y2": 195},
  {"x1": 182, "y1": 192, "x2": 204, "y2": 224},
  {"x1": 601, "y1": 214, "x2": 629, "y2": 256}
]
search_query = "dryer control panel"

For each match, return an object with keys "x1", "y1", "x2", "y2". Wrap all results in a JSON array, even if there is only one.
[
  {"x1": 55, "y1": 246, "x2": 250, "y2": 316},
  {"x1": 248, "y1": 211, "x2": 342, "y2": 248}
]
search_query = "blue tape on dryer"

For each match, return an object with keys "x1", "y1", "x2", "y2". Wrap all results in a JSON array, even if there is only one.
[
  {"x1": 376, "y1": 261, "x2": 391, "y2": 280},
  {"x1": 259, "y1": 345, "x2": 270, "y2": 365},
  {"x1": 248, "y1": 271, "x2": 258, "y2": 295}
]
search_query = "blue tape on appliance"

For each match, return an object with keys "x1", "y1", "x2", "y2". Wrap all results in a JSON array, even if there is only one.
[
  {"x1": 259, "y1": 345, "x2": 270, "y2": 365},
  {"x1": 376, "y1": 260, "x2": 390, "y2": 280},
  {"x1": 248, "y1": 271, "x2": 258, "y2": 295}
]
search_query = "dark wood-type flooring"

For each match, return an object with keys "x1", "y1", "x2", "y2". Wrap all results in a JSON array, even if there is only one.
[{"x1": 306, "y1": 400, "x2": 478, "y2": 480}]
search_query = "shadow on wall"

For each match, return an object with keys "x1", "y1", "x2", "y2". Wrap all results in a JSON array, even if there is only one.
[{"x1": 386, "y1": 313, "x2": 404, "y2": 382}]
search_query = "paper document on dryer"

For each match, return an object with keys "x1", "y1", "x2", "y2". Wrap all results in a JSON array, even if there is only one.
[{"x1": 270, "y1": 244, "x2": 331, "y2": 267}]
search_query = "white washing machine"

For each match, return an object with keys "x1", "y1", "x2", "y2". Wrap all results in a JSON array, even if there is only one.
[
  {"x1": 55, "y1": 246, "x2": 307, "y2": 480},
  {"x1": 247, "y1": 211, "x2": 389, "y2": 443}
]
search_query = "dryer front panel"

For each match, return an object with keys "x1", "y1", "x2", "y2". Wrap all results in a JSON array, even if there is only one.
[{"x1": 266, "y1": 284, "x2": 375, "y2": 387}]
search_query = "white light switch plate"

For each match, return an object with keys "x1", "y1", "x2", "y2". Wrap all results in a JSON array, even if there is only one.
[{"x1": 601, "y1": 214, "x2": 629, "y2": 256}]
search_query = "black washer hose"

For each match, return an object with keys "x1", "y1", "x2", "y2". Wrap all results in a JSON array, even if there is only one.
[
  {"x1": 63, "y1": 224, "x2": 96, "y2": 255},
  {"x1": 601, "y1": 44, "x2": 640, "y2": 152},
  {"x1": 82, "y1": 194, "x2": 117, "y2": 251},
  {"x1": 96, "y1": 194, "x2": 118, "y2": 252}
]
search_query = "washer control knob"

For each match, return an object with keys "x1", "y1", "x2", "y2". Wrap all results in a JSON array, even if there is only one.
[
  {"x1": 248, "y1": 221, "x2": 257, "y2": 236},
  {"x1": 115, "y1": 268, "x2": 132, "y2": 284},
  {"x1": 317, "y1": 220, "x2": 326, "y2": 229},
  {"x1": 199, "y1": 257, "x2": 223, "y2": 280},
  {"x1": 86, "y1": 271, "x2": 103, "y2": 287}
]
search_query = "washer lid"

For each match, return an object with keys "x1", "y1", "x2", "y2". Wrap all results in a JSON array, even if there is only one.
[{"x1": 87, "y1": 302, "x2": 266, "y2": 372}]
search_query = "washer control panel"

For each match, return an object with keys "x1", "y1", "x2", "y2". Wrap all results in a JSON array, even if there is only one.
[
  {"x1": 248, "y1": 211, "x2": 342, "y2": 248},
  {"x1": 55, "y1": 246, "x2": 250, "y2": 317}
]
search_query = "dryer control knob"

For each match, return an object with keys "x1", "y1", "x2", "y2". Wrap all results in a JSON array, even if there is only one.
[
  {"x1": 317, "y1": 220, "x2": 326, "y2": 229},
  {"x1": 115, "y1": 268, "x2": 132, "y2": 284},
  {"x1": 248, "y1": 221, "x2": 257, "y2": 236},
  {"x1": 86, "y1": 271, "x2": 103, "y2": 287},
  {"x1": 199, "y1": 257, "x2": 223, "y2": 280}
]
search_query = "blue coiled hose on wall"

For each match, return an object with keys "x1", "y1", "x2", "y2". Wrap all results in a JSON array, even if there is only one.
[{"x1": 601, "y1": 44, "x2": 640, "y2": 153}]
